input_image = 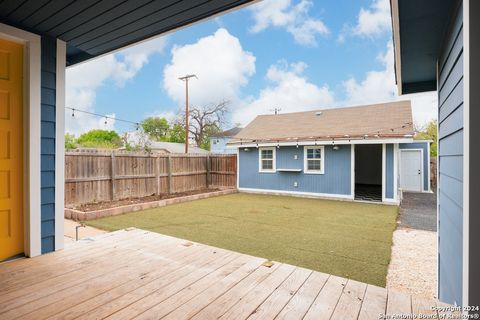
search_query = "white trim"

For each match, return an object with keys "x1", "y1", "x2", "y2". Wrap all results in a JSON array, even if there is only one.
[
  {"x1": 399, "y1": 148, "x2": 424, "y2": 193},
  {"x1": 0, "y1": 23, "x2": 41, "y2": 257},
  {"x1": 55, "y1": 39, "x2": 65, "y2": 251},
  {"x1": 303, "y1": 146, "x2": 325, "y2": 174},
  {"x1": 258, "y1": 147, "x2": 276, "y2": 173},
  {"x1": 462, "y1": 0, "x2": 470, "y2": 307},
  {"x1": 382, "y1": 144, "x2": 386, "y2": 202},
  {"x1": 426, "y1": 141, "x2": 431, "y2": 192},
  {"x1": 393, "y1": 144, "x2": 398, "y2": 202},
  {"x1": 231, "y1": 138, "x2": 413, "y2": 149},
  {"x1": 236, "y1": 148, "x2": 240, "y2": 189},
  {"x1": 238, "y1": 187, "x2": 354, "y2": 201},
  {"x1": 391, "y1": 0, "x2": 403, "y2": 95},
  {"x1": 351, "y1": 144, "x2": 355, "y2": 197}
]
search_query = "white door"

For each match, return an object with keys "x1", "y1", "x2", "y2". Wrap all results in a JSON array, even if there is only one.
[{"x1": 400, "y1": 150, "x2": 422, "y2": 192}]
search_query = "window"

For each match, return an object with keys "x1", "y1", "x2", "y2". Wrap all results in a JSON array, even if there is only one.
[
  {"x1": 304, "y1": 146, "x2": 324, "y2": 174},
  {"x1": 259, "y1": 147, "x2": 276, "y2": 172}
]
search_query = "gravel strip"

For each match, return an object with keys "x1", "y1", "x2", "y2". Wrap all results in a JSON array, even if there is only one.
[{"x1": 387, "y1": 227, "x2": 437, "y2": 299}]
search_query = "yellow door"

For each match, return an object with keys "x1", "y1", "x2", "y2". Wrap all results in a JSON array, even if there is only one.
[{"x1": 0, "y1": 38, "x2": 23, "y2": 261}]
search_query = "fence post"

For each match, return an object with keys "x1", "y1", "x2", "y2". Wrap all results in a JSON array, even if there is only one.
[
  {"x1": 206, "y1": 155, "x2": 211, "y2": 188},
  {"x1": 111, "y1": 152, "x2": 116, "y2": 200},
  {"x1": 155, "y1": 156, "x2": 160, "y2": 195},
  {"x1": 167, "y1": 155, "x2": 172, "y2": 194}
]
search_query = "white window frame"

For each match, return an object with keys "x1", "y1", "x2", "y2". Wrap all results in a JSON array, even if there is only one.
[
  {"x1": 258, "y1": 147, "x2": 276, "y2": 173},
  {"x1": 304, "y1": 146, "x2": 325, "y2": 174}
]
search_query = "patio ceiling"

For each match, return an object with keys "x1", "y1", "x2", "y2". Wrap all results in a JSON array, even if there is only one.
[
  {"x1": 391, "y1": 0, "x2": 457, "y2": 94},
  {"x1": 0, "y1": 0, "x2": 257, "y2": 66}
]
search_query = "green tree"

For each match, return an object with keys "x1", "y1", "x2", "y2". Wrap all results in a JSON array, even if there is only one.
[
  {"x1": 76, "y1": 130, "x2": 123, "y2": 149},
  {"x1": 65, "y1": 133, "x2": 77, "y2": 149},
  {"x1": 141, "y1": 117, "x2": 169, "y2": 142},
  {"x1": 415, "y1": 120, "x2": 437, "y2": 157},
  {"x1": 167, "y1": 124, "x2": 186, "y2": 143}
]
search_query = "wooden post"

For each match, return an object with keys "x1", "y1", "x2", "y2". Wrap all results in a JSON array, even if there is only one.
[
  {"x1": 167, "y1": 155, "x2": 172, "y2": 194},
  {"x1": 155, "y1": 156, "x2": 160, "y2": 195},
  {"x1": 111, "y1": 152, "x2": 116, "y2": 200},
  {"x1": 206, "y1": 155, "x2": 211, "y2": 188}
]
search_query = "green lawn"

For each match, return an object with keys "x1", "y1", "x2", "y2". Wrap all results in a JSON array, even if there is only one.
[{"x1": 85, "y1": 193, "x2": 398, "y2": 287}]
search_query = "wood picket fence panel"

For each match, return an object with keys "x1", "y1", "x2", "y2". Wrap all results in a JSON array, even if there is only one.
[{"x1": 65, "y1": 149, "x2": 237, "y2": 205}]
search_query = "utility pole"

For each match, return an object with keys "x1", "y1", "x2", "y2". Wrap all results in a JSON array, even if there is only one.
[
  {"x1": 269, "y1": 108, "x2": 281, "y2": 115},
  {"x1": 178, "y1": 74, "x2": 197, "y2": 153}
]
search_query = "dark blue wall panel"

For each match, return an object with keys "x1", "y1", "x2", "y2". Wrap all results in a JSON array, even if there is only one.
[
  {"x1": 41, "y1": 36, "x2": 56, "y2": 254},
  {"x1": 385, "y1": 144, "x2": 394, "y2": 199}
]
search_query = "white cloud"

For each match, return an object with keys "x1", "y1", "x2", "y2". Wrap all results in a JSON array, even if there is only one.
[
  {"x1": 232, "y1": 60, "x2": 334, "y2": 125},
  {"x1": 341, "y1": 41, "x2": 437, "y2": 125},
  {"x1": 234, "y1": 40, "x2": 436, "y2": 127},
  {"x1": 249, "y1": 0, "x2": 328, "y2": 46},
  {"x1": 65, "y1": 37, "x2": 168, "y2": 135},
  {"x1": 162, "y1": 28, "x2": 255, "y2": 107},
  {"x1": 353, "y1": 0, "x2": 391, "y2": 38}
]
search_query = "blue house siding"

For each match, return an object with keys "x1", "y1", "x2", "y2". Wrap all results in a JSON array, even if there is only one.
[
  {"x1": 239, "y1": 145, "x2": 351, "y2": 196},
  {"x1": 40, "y1": 36, "x2": 57, "y2": 254},
  {"x1": 399, "y1": 142, "x2": 430, "y2": 192},
  {"x1": 385, "y1": 144, "x2": 394, "y2": 199},
  {"x1": 210, "y1": 137, "x2": 236, "y2": 154},
  {"x1": 437, "y1": 3, "x2": 463, "y2": 305}
]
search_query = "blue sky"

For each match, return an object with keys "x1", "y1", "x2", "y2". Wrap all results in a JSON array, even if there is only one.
[{"x1": 65, "y1": 0, "x2": 437, "y2": 136}]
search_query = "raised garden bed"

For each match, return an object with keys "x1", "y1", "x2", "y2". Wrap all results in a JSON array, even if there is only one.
[{"x1": 65, "y1": 188, "x2": 237, "y2": 221}]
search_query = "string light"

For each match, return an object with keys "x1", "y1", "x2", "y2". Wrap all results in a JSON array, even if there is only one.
[{"x1": 65, "y1": 106, "x2": 141, "y2": 128}]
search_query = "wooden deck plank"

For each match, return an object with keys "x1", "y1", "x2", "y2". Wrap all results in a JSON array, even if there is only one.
[
  {"x1": 247, "y1": 268, "x2": 312, "y2": 320},
  {"x1": 329, "y1": 280, "x2": 367, "y2": 320},
  {"x1": 218, "y1": 264, "x2": 296, "y2": 320},
  {"x1": 191, "y1": 262, "x2": 282, "y2": 320},
  {"x1": 0, "y1": 229, "x2": 140, "y2": 273},
  {"x1": 386, "y1": 290, "x2": 412, "y2": 316},
  {"x1": 0, "y1": 229, "x2": 457, "y2": 320},
  {"x1": 275, "y1": 272, "x2": 330, "y2": 320},
  {"x1": 0, "y1": 232, "x2": 183, "y2": 311},
  {"x1": 162, "y1": 257, "x2": 265, "y2": 320},
  {"x1": 75, "y1": 250, "x2": 236, "y2": 320},
  {"x1": 4, "y1": 236, "x2": 207, "y2": 319},
  {"x1": 0, "y1": 230, "x2": 170, "y2": 291},
  {"x1": 303, "y1": 275, "x2": 347, "y2": 320},
  {"x1": 46, "y1": 246, "x2": 216, "y2": 320},
  {"x1": 358, "y1": 285, "x2": 388, "y2": 320},
  {"x1": 411, "y1": 296, "x2": 438, "y2": 317},
  {"x1": 133, "y1": 255, "x2": 256, "y2": 320}
]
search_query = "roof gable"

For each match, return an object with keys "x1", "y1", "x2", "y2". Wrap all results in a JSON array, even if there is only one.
[{"x1": 234, "y1": 101, "x2": 414, "y2": 143}]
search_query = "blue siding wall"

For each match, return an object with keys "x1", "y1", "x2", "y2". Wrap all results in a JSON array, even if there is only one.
[
  {"x1": 399, "y1": 142, "x2": 430, "y2": 192},
  {"x1": 239, "y1": 145, "x2": 351, "y2": 196},
  {"x1": 437, "y1": 3, "x2": 463, "y2": 305},
  {"x1": 210, "y1": 137, "x2": 235, "y2": 154},
  {"x1": 385, "y1": 144, "x2": 394, "y2": 199},
  {"x1": 41, "y1": 36, "x2": 56, "y2": 254}
]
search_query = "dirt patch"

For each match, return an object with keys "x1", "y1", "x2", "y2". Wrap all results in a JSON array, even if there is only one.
[
  {"x1": 67, "y1": 189, "x2": 221, "y2": 212},
  {"x1": 387, "y1": 227, "x2": 437, "y2": 299}
]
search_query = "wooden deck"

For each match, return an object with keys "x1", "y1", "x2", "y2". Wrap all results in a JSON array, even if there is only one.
[{"x1": 0, "y1": 229, "x2": 456, "y2": 320}]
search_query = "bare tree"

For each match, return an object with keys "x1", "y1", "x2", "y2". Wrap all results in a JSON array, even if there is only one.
[{"x1": 175, "y1": 101, "x2": 230, "y2": 148}]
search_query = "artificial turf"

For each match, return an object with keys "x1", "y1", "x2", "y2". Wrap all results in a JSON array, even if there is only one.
[{"x1": 85, "y1": 193, "x2": 398, "y2": 287}]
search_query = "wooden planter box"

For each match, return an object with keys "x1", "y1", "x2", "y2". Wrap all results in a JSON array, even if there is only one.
[{"x1": 65, "y1": 189, "x2": 237, "y2": 221}]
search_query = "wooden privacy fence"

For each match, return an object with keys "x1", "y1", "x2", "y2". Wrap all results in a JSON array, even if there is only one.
[{"x1": 65, "y1": 150, "x2": 237, "y2": 206}]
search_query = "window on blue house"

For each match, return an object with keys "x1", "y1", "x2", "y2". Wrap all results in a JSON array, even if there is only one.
[
  {"x1": 304, "y1": 146, "x2": 324, "y2": 174},
  {"x1": 259, "y1": 147, "x2": 276, "y2": 172}
]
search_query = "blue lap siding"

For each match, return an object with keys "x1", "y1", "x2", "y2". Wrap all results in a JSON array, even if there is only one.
[
  {"x1": 436, "y1": 2, "x2": 463, "y2": 305},
  {"x1": 239, "y1": 145, "x2": 352, "y2": 196},
  {"x1": 40, "y1": 36, "x2": 56, "y2": 254}
]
